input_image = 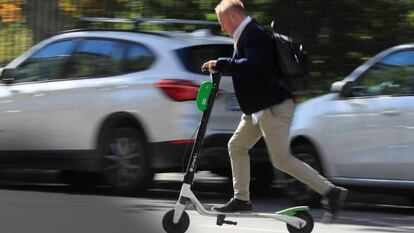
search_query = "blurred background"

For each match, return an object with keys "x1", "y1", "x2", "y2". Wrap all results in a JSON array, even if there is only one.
[
  {"x1": 1, "y1": 0, "x2": 414, "y2": 96},
  {"x1": 0, "y1": 2, "x2": 413, "y2": 233}
]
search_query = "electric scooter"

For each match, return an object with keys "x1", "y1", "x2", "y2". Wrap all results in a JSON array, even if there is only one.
[{"x1": 162, "y1": 72, "x2": 314, "y2": 233}]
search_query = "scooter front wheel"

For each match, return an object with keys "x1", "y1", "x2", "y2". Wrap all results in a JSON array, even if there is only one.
[
  {"x1": 162, "y1": 209, "x2": 190, "y2": 233},
  {"x1": 286, "y1": 211, "x2": 314, "y2": 233}
]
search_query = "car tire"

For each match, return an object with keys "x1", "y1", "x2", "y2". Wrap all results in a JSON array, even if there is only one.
[
  {"x1": 99, "y1": 127, "x2": 153, "y2": 195},
  {"x1": 284, "y1": 144, "x2": 322, "y2": 206}
]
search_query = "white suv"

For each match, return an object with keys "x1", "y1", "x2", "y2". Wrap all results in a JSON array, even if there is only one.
[
  {"x1": 0, "y1": 19, "x2": 271, "y2": 194},
  {"x1": 287, "y1": 44, "x2": 414, "y2": 204}
]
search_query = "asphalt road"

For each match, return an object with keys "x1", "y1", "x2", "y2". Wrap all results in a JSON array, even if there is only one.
[{"x1": 0, "y1": 170, "x2": 412, "y2": 233}]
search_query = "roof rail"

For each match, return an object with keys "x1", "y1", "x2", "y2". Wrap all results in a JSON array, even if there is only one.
[
  {"x1": 58, "y1": 28, "x2": 172, "y2": 38},
  {"x1": 79, "y1": 17, "x2": 220, "y2": 30}
]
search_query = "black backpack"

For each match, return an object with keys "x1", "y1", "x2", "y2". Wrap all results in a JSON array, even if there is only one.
[{"x1": 268, "y1": 20, "x2": 309, "y2": 95}]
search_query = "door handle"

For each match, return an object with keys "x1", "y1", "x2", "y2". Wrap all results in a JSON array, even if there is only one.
[{"x1": 382, "y1": 110, "x2": 401, "y2": 116}]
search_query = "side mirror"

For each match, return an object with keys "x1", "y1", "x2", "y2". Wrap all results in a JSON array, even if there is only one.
[
  {"x1": 0, "y1": 68, "x2": 16, "y2": 84},
  {"x1": 330, "y1": 81, "x2": 354, "y2": 98}
]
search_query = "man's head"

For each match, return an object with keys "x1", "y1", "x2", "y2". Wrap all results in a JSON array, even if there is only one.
[{"x1": 215, "y1": 0, "x2": 247, "y2": 37}]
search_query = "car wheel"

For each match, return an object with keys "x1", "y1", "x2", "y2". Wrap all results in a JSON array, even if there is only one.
[
  {"x1": 284, "y1": 144, "x2": 322, "y2": 206},
  {"x1": 99, "y1": 127, "x2": 153, "y2": 195}
]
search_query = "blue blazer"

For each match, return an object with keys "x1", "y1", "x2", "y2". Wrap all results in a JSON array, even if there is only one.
[{"x1": 216, "y1": 20, "x2": 290, "y2": 114}]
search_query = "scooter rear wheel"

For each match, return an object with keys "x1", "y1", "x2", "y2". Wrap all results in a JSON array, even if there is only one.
[
  {"x1": 162, "y1": 209, "x2": 190, "y2": 233},
  {"x1": 286, "y1": 211, "x2": 314, "y2": 233}
]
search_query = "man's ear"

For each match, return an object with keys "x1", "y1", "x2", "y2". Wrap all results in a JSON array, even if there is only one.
[
  {"x1": 230, "y1": 12, "x2": 237, "y2": 21},
  {"x1": 230, "y1": 15, "x2": 239, "y2": 28}
]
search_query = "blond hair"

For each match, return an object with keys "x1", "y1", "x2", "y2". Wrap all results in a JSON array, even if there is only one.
[{"x1": 215, "y1": 0, "x2": 246, "y2": 16}]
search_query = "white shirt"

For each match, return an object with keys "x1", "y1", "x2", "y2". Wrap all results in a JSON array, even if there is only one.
[
  {"x1": 232, "y1": 16, "x2": 251, "y2": 45},
  {"x1": 232, "y1": 16, "x2": 264, "y2": 125}
]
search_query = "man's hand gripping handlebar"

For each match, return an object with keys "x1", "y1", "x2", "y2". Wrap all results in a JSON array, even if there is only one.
[{"x1": 201, "y1": 60, "x2": 218, "y2": 74}]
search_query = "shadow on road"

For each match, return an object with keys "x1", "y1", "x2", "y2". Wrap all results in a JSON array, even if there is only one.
[{"x1": 0, "y1": 169, "x2": 412, "y2": 233}]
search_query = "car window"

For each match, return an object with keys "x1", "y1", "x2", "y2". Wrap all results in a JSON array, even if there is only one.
[
  {"x1": 125, "y1": 43, "x2": 155, "y2": 72},
  {"x1": 175, "y1": 44, "x2": 233, "y2": 75},
  {"x1": 13, "y1": 40, "x2": 77, "y2": 83},
  {"x1": 65, "y1": 39, "x2": 124, "y2": 79},
  {"x1": 353, "y1": 50, "x2": 414, "y2": 97}
]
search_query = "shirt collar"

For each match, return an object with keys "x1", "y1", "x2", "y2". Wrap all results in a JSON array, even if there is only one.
[{"x1": 232, "y1": 16, "x2": 251, "y2": 44}]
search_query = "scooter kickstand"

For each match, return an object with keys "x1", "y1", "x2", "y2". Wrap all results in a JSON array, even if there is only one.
[{"x1": 216, "y1": 215, "x2": 237, "y2": 226}]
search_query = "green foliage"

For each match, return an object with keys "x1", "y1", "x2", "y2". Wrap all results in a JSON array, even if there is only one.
[
  {"x1": 2, "y1": 0, "x2": 414, "y2": 96},
  {"x1": 0, "y1": 23, "x2": 32, "y2": 66}
]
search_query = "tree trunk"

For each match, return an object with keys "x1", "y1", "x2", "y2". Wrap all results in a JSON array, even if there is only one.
[{"x1": 25, "y1": 0, "x2": 66, "y2": 44}]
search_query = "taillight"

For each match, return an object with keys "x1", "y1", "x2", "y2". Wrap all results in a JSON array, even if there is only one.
[
  {"x1": 156, "y1": 79, "x2": 199, "y2": 101},
  {"x1": 169, "y1": 139, "x2": 195, "y2": 145}
]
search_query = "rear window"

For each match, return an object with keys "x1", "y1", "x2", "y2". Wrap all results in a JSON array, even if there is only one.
[
  {"x1": 125, "y1": 42, "x2": 156, "y2": 73},
  {"x1": 176, "y1": 44, "x2": 233, "y2": 75}
]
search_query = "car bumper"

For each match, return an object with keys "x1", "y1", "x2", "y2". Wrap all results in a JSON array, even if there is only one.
[{"x1": 151, "y1": 134, "x2": 270, "y2": 172}]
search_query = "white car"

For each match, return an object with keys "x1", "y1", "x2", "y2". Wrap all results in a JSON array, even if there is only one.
[
  {"x1": 0, "y1": 20, "x2": 271, "y2": 194},
  {"x1": 287, "y1": 44, "x2": 414, "y2": 204}
]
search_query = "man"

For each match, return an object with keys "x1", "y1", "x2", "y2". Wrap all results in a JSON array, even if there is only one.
[{"x1": 201, "y1": 0, "x2": 347, "y2": 223}]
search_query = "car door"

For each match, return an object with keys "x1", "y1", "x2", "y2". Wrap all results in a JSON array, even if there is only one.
[
  {"x1": 20, "y1": 38, "x2": 127, "y2": 151},
  {"x1": 26, "y1": 38, "x2": 157, "y2": 152},
  {"x1": 329, "y1": 49, "x2": 414, "y2": 180},
  {"x1": 375, "y1": 50, "x2": 414, "y2": 180},
  {"x1": 0, "y1": 40, "x2": 78, "y2": 151}
]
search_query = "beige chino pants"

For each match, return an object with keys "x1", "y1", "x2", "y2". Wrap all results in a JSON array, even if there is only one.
[{"x1": 228, "y1": 98, "x2": 334, "y2": 201}]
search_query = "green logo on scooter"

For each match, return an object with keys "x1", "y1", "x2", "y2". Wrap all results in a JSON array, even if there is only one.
[{"x1": 196, "y1": 81, "x2": 213, "y2": 112}]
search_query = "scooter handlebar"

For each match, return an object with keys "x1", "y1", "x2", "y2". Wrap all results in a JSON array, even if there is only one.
[
  {"x1": 201, "y1": 65, "x2": 219, "y2": 74},
  {"x1": 201, "y1": 67, "x2": 221, "y2": 82}
]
